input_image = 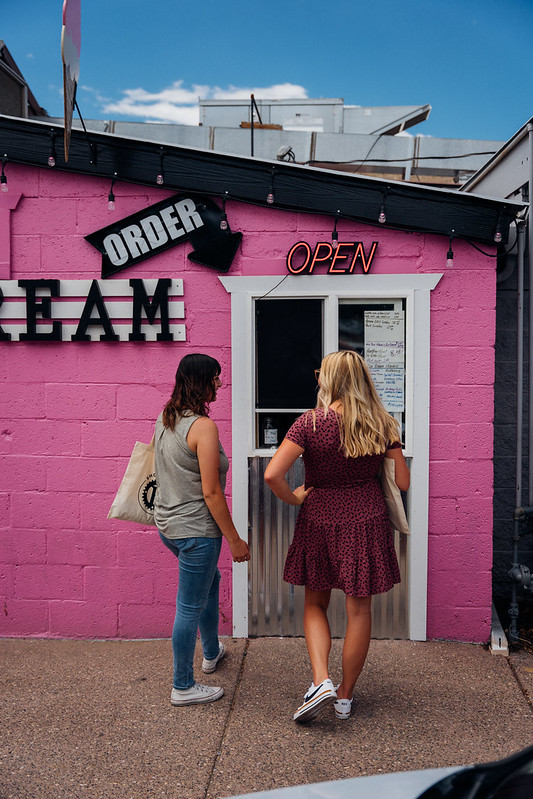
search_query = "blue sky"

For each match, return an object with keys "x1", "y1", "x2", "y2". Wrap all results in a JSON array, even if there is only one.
[{"x1": 3, "y1": 0, "x2": 533, "y2": 143}]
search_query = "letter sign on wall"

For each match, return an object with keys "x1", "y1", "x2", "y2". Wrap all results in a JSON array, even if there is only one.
[
  {"x1": 0, "y1": 278, "x2": 184, "y2": 342},
  {"x1": 286, "y1": 241, "x2": 378, "y2": 274},
  {"x1": 86, "y1": 194, "x2": 242, "y2": 278}
]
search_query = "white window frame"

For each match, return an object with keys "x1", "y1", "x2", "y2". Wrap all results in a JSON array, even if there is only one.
[{"x1": 220, "y1": 273, "x2": 442, "y2": 640}]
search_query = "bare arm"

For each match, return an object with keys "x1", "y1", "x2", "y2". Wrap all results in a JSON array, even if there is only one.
[
  {"x1": 188, "y1": 417, "x2": 250, "y2": 563},
  {"x1": 385, "y1": 445, "x2": 410, "y2": 491},
  {"x1": 264, "y1": 438, "x2": 313, "y2": 506}
]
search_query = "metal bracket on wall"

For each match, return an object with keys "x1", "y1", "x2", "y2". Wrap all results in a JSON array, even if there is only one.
[{"x1": 490, "y1": 602, "x2": 509, "y2": 656}]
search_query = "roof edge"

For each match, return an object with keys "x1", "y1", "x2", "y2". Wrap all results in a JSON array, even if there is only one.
[{"x1": 0, "y1": 113, "x2": 525, "y2": 246}]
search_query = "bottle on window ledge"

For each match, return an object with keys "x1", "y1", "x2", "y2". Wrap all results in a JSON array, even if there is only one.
[{"x1": 263, "y1": 417, "x2": 278, "y2": 448}]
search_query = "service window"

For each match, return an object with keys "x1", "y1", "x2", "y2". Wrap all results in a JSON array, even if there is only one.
[
  {"x1": 255, "y1": 298, "x2": 323, "y2": 449},
  {"x1": 254, "y1": 296, "x2": 406, "y2": 451}
]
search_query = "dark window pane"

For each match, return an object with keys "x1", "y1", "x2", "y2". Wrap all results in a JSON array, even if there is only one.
[
  {"x1": 256, "y1": 299, "x2": 322, "y2": 409},
  {"x1": 339, "y1": 302, "x2": 393, "y2": 353},
  {"x1": 257, "y1": 412, "x2": 302, "y2": 449}
]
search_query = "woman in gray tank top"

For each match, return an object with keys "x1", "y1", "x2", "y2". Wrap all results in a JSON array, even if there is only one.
[{"x1": 155, "y1": 353, "x2": 250, "y2": 706}]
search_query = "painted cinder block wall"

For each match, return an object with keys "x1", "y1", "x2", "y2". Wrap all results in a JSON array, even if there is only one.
[{"x1": 0, "y1": 163, "x2": 495, "y2": 642}]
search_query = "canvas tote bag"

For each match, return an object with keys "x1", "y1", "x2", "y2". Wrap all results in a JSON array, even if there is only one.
[
  {"x1": 379, "y1": 457, "x2": 410, "y2": 535},
  {"x1": 107, "y1": 435, "x2": 157, "y2": 525}
]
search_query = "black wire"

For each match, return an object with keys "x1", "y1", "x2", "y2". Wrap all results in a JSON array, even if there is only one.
[
  {"x1": 213, "y1": 190, "x2": 522, "y2": 255},
  {"x1": 305, "y1": 150, "x2": 497, "y2": 166},
  {"x1": 348, "y1": 134, "x2": 384, "y2": 173},
  {"x1": 257, "y1": 274, "x2": 291, "y2": 300},
  {"x1": 452, "y1": 223, "x2": 519, "y2": 258},
  {"x1": 74, "y1": 100, "x2": 97, "y2": 163},
  {"x1": 251, "y1": 95, "x2": 263, "y2": 125}
]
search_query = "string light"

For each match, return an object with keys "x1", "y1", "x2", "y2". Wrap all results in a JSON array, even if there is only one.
[
  {"x1": 493, "y1": 213, "x2": 502, "y2": 243},
  {"x1": 156, "y1": 148, "x2": 165, "y2": 185},
  {"x1": 220, "y1": 193, "x2": 229, "y2": 231},
  {"x1": 378, "y1": 190, "x2": 388, "y2": 224},
  {"x1": 332, "y1": 214, "x2": 340, "y2": 249},
  {"x1": 108, "y1": 174, "x2": 117, "y2": 211},
  {"x1": 48, "y1": 131, "x2": 57, "y2": 168},
  {"x1": 1, "y1": 156, "x2": 7, "y2": 193},
  {"x1": 267, "y1": 168, "x2": 275, "y2": 204},
  {"x1": 446, "y1": 231, "x2": 454, "y2": 268}
]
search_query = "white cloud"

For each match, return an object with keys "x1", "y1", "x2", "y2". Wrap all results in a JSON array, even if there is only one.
[
  {"x1": 211, "y1": 83, "x2": 308, "y2": 101},
  {"x1": 80, "y1": 85, "x2": 112, "y2": 105},
  {"x1": 103, "y1": 98, "x2": 200, "y2": 125},
  {"x1": 99, "y1": 80, "x2": 309, "y2": 125}
]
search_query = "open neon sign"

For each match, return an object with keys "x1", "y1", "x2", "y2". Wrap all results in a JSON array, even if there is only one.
[{"x1": 286, "y1": 241, "x2": 378, "y2": 275}]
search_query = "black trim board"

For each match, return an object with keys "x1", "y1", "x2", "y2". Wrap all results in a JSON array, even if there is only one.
[{"x1": 0, "y1": 114, "x2": 525, "y2": 246}]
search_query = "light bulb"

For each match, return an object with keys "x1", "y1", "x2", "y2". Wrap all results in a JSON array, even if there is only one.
[
  {"x1": 267, "y1": 192, "x2": 274, "y2": 204},
  {"x1": 446, "y1": 248, "x2": 454, "y2": 268},
  {"x1": 108, "y1": 176, "x2": 116, "y2": 210},
  {"x1": 1, "y1": 176, "x2": 7, "y2": 193},
  {"x1": 378, "y1": 205, "x2": 386, "y2": 224},
  {"x1": 332, "y1": 231, "x2": 339, "y2": 249},
  {"x1": 220, "y1": 215, "x2": 228, "y2": 231},
  {"x1": 48, "y1": 155, "x2": 56, "y2": 168},
  {"x1": 494, "y1": 230, "x2": 502, "y2": 243},
  {"x1": 156, "y1": 173, "x2": 164, "y2": 185}
]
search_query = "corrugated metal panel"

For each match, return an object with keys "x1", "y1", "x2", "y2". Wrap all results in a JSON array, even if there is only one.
[{"x1": 248, "y1": 457, "x2": 408, "y2": 639}]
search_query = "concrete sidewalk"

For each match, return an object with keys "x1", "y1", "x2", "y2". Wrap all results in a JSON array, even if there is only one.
[{"x1": 1, "y1": 637, "x2": 533, "y2": 799}]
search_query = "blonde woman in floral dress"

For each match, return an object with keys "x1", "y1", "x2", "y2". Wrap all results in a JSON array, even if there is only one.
[{"x1": 265, "y1": 350, "x2": 409, "y2": 722}]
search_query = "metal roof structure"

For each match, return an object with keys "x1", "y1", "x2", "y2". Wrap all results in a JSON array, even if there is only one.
[
  {"x1": 198, "y1": 98, "x2": 432, "y2": 136},
  {"x1": 0, "y1": 42, "x2": 504, "y2": 190},
  {"x1": 45, "y1": 112, "x2": 503, "y2": 189},
  {"x1": 460, "y1": 117, "x2": 533, "y2": 202},
  {"x1": 0, "y1": 113, "x2": 524, "y2": 247}
]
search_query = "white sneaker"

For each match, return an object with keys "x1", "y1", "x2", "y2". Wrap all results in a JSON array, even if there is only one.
[
  {"x1": 293, "y1": 679, "x2": 337, "y2": 722},
  {"x1": 333, "y1": 697, "x2": 353, "y2": 720},
  {"x1": 202, "y1": 642, "x2": 226, "y2": 673},
  {"x1": 171, "y1": 683, "x2": 224, "y2": 706}
]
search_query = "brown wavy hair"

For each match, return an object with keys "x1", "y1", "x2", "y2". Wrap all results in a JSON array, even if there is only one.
[
  {"x1": 162, "y1": 353, "x2": 221, "y2": 430},
  {"x1": 315, "y1": 350, "x2": 401, "y2": 457}
]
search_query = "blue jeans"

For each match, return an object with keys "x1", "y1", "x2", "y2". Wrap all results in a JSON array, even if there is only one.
[{"x1": 159, "y1": 533, "x2": 222, "y2": 690}]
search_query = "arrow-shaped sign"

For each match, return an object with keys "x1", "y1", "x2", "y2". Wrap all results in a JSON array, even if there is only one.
[{"x1": 85, "y1": 193, "x2": 242, "y2": 278}]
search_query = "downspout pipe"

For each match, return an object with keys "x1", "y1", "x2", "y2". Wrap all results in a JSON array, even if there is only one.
[
  {"x1": 250, "y1": 95, "x2": 254, "y2": 157},
  {"x1": 529, "y1": 122, "x2": 533, "y2": 502},
  {"x1": 508, "y1": 219, "x2": 527, "y2": 642},
  {"x1": 507, "y1": 125, "x2": 532, "y2": 642}
]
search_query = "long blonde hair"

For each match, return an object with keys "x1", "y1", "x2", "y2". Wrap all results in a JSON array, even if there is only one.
[{"x1": 315, "y1": 350, "x2": 401, "y2": 457}]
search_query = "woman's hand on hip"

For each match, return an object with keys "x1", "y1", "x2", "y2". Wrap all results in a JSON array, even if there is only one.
[
  {"x1": 293, "y1": 484, "x2": 313, "y2": 505},
  {"x1": 229, "y1": 537, "x2": 250, "y2": 563}
]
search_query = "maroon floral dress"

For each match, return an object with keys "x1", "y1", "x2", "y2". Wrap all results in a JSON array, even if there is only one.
[{"x1": 283, "y1": 409, "x2": 401, "y2": 596}]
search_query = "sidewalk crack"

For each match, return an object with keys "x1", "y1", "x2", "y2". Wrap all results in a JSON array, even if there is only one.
[
  {"x1": 508, "y1": 654, "x2": 533, "y2": 712},
  {"x1": 203, "y1": 639, "x2": 250, "y2": 799}
]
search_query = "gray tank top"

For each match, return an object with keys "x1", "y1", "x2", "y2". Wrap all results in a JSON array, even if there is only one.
[{"x1": 154, "y1": 412, "x2": 228, "y2": 539}]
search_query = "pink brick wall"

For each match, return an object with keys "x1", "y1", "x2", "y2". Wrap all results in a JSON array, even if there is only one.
[
  {"x1": 1, "y1": 165, "x2": 235, "y2": 639},
  {"x1": 0, "y1": 164, "x2": 496, "y2": 642}
]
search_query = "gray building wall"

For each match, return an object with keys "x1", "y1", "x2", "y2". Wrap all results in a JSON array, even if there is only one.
[
  {"x1": 461, "y1": 122, "x2": 533, "y2": 620},
  {"x1": 0, "y1": 69, "x2": 25, "y2": 117},
  {"x1": 493, "y1": 255, "x2": 533, "y2": 608}
]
